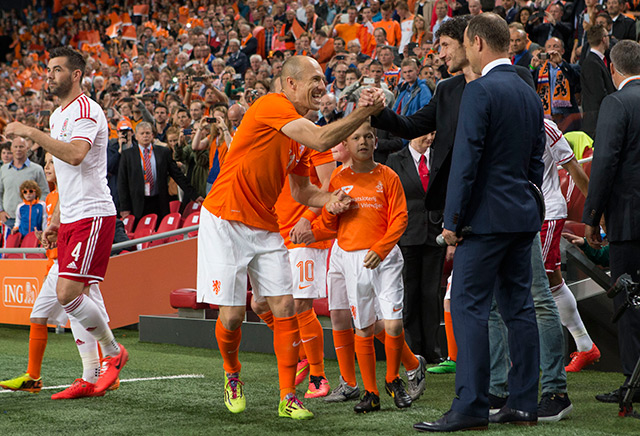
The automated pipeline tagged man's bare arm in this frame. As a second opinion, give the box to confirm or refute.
[6,122,90,166]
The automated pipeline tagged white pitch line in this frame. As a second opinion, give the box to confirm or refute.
[0,374,205,393]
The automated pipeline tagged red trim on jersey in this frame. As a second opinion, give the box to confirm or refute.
[544,124,563,147]
[80,96,91,119]
[60,92,85,112]
[75,117,97,123]
[71,136,94,145]
[557,153,575,166]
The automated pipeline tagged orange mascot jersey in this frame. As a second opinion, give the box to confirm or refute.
[202,93,310,233]
[45,189,59,271]
[313,164,408,260]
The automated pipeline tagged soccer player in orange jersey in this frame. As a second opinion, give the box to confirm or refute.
[309,121,414,413]
[196,55,385,419]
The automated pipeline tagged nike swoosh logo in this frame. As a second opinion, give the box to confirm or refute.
[293,340,302,347]
[301,337,316,343]
[298,284,312,289]
[393,307,402,312]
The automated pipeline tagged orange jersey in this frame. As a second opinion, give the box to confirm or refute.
[45,190,58,268]
[275,149,335,249]
[374,20,402,46]
[203,93,309,232]
[334,22,363,43]
[313,164,407,260]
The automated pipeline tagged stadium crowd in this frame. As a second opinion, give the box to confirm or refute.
[1,0,640,426]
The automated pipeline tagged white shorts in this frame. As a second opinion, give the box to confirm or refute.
[197,209,293,306]
[30,262,109,326]
[444,272,453,301]
[328,243,404,330]
[288,247,328,300]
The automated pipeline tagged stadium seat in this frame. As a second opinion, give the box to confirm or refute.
[149,213,181,247]
[170,288,211,319]
[182,211,200,228]
[3,233,23,259]
[563,220,585,237]
[169,200,181,214]
[180,201,201,226]
[313,297,330,317]
[133,214,157,239]
[21,232,46,259]
[122,215,136,239]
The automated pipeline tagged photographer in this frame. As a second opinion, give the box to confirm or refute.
[525,3,572,52]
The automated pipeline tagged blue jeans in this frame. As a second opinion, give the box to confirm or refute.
[489,233,567,397]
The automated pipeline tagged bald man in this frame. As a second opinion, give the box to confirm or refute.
[197,56,385,419]
[227,104,246,131]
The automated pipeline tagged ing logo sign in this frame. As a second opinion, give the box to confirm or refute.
[2,277,40,309]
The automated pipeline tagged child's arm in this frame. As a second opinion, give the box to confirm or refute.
[369,172,408,261]
[40,202,47,232]
[13,204,22,234]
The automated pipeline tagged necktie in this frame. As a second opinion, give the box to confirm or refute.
[143,147,155,194]
[418,154,429,192]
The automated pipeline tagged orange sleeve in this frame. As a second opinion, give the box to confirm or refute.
[370,170,408,260]
[253,93,302,131]
[311,178,339,242]
[290,143,310,177]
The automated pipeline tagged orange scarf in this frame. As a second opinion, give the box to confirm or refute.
[536,61,571,116]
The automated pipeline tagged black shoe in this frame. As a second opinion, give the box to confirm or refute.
[385,377,412,408]
[414,410,489,432]
[596,387,640,403]
[488,393,508,414]
[489,406,537,426]
[537,392,573,422]
[354,391,381,413]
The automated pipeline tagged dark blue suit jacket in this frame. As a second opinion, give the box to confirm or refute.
[444,64,545,235]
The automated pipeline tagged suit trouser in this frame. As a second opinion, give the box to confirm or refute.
[488,233,567,398]
[400,243,445,362]
[450,232,540,418]
[609,240,640,378]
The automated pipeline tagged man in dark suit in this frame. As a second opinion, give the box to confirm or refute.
[418,14,545,432]
[510,28,532,68]
[118,122,201,225]
[526,3,573,51]
[386,133,444,363]
[583,40,640,404]
[607,0,637,41]
[580,24,616,139]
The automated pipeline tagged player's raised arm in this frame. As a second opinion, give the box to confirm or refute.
[277,56,385,152]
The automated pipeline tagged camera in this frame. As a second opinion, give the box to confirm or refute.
[40,110,51,117]
[608,273,640,323]
[193,76,205,82]
[539,52,549,61]
[204,117,216,123]
[183,128,193,136]
[363,77,375,85]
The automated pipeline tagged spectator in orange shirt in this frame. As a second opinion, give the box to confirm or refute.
[332,6,364,44]
[375,3,402,47]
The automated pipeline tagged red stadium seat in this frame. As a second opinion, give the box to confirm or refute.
[22,232,46,259]
[134,214,157,239]
[182,212,200,228]
[122,215,136,239]
[313,297,330,317]
[3,232,23,259]
[563,220,585,237]
[169,200,181,214]
[149,213,181,247]
[170,288,210,310]
[180,201,201,226]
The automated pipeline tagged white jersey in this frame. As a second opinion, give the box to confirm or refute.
[49,93,116,224]
[399,17,414,52]
[542,119,575,221]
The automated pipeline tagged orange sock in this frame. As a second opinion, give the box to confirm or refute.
[354,334,378,395]
[444,310,457,362]
[375,328,419,371]
[296,308,325,377]
[215,320,242,374]
[257,310,275,331]
[333,328,356,387]
[274,315,300,400]
[385,331,405,383]
[27,323,48,379]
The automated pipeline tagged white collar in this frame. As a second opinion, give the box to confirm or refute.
[408,143,426,165]
[481,58,511,77]
[618,75,640,90]
[590,48,605,61]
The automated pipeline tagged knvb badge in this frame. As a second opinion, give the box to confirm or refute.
[2,277,40,309]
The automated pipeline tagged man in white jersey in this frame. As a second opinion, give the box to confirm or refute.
[5,47,128,397]
[541,119,599,372]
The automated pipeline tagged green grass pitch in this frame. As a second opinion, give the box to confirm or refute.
[0,325,638,436]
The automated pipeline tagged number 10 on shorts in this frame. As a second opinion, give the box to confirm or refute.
[296,260,314,287]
